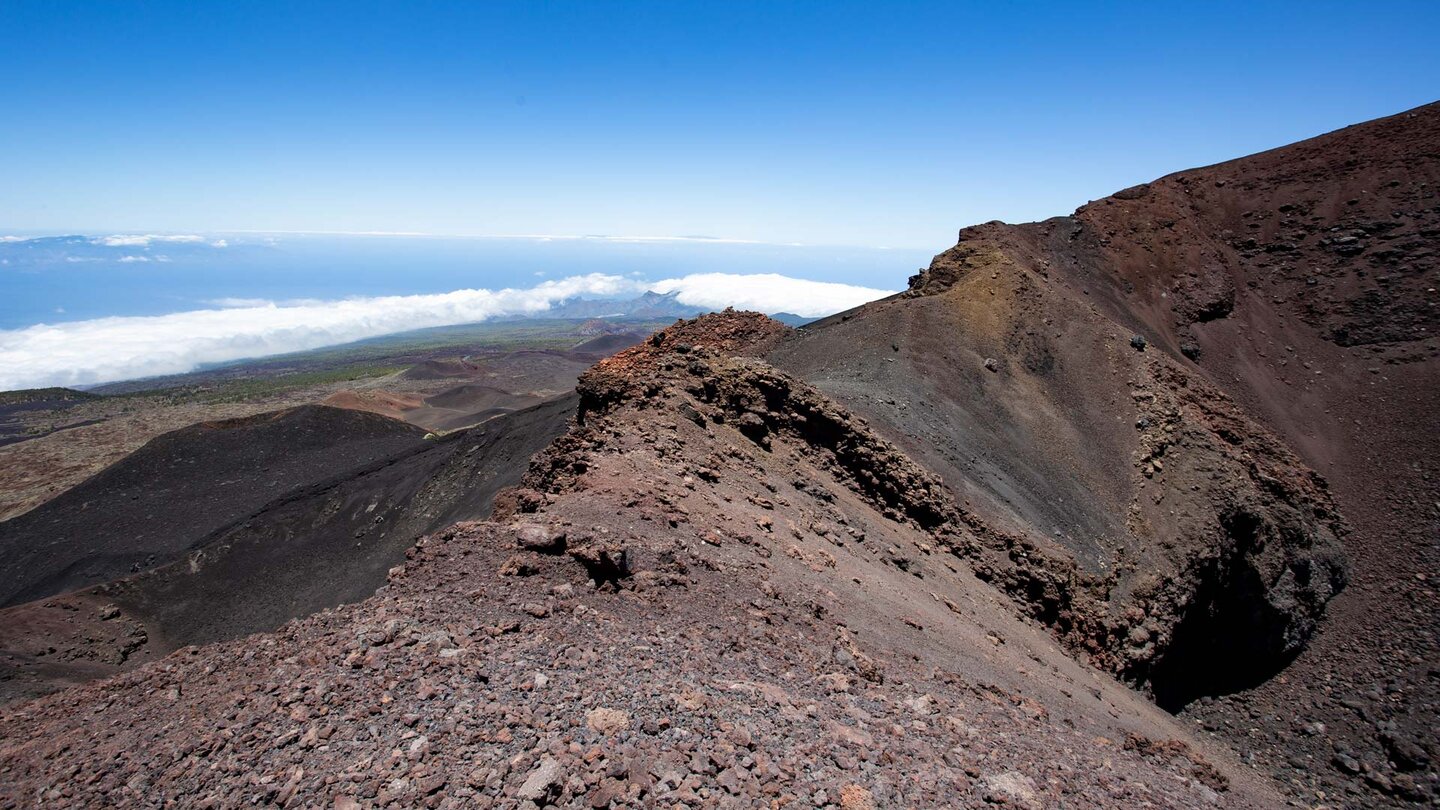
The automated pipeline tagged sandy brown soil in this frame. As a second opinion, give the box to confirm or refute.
[321,390,428,421]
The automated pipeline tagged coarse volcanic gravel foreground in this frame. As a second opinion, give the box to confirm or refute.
[0,316,1279,808]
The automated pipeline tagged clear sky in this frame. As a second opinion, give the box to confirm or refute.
[2,1,1438,249]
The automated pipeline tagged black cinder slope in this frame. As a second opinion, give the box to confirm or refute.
[0,405,429,607]
[0,395,576,704]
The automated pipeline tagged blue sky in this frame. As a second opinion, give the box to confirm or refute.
[2,1,1438,249]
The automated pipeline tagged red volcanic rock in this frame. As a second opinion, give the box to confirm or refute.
[0,317,1287,809]
[2,104,1435,810]
[773,102,1440,808]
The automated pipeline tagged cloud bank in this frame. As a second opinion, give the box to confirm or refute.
[650,273,890,316]
[0,273,892,390]
[91,234,211,247]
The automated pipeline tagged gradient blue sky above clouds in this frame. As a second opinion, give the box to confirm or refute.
[3,1,1438,249]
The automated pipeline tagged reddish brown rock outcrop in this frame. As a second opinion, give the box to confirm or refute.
[773,102,1440,807]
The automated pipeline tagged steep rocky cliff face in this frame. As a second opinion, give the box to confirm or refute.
[774,102,1440,807]
[771,242,1348,709]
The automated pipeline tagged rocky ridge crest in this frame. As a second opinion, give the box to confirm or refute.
[0,310,1287,808]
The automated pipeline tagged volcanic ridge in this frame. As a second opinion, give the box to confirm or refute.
[0,102,1437,809]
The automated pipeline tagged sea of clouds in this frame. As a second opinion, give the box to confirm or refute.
[0,272,893,390]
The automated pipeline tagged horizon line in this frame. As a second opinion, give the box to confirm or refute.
[0,229,931,252]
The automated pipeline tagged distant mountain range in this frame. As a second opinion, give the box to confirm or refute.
[529,290,703,320]
[0,234,233,266]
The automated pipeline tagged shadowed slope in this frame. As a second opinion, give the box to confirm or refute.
[0,405,429,607]
[0,396,576,705]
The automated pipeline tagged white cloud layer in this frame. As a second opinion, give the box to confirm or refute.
[92,234,208,247]
[205,297,279,308]
[650,273,890,316]
[0,273,892,390]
